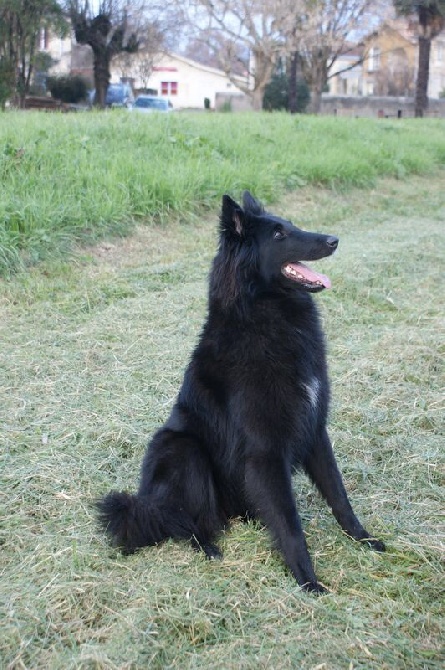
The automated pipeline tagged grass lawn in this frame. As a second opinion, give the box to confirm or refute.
[1,112,445,275]
[1,170,443,668]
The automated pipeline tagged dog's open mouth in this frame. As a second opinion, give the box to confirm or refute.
[281,262,331,290]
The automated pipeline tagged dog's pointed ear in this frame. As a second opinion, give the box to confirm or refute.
[242,191,264,216]
[221,194,245,236]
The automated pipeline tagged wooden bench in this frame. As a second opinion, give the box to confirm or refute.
[23,96,69,112]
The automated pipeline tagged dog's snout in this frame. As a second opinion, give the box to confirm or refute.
[326,236,339,250]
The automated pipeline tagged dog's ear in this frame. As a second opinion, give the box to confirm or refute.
[221,194,244,236]
[242,191,264,216]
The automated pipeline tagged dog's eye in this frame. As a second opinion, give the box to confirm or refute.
[273,228,286,240]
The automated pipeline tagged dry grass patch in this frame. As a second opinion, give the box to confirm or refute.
[1,176,443,669]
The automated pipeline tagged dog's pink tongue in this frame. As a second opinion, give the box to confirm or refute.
[291,262,332,289]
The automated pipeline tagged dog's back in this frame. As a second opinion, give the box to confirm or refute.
[98,192,384,592]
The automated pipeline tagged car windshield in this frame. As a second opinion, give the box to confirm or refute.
[135,97,168,110]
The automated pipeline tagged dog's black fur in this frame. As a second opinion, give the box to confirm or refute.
[97,192,384,592]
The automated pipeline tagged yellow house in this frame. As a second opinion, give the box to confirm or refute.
[362,21,418,97]
[361,19,445,98]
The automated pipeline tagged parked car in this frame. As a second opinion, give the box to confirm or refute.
[129,96,171,113]
[89,83,134,108]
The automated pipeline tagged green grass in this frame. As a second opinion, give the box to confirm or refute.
[1,174,443,668]
[1,111,445,274]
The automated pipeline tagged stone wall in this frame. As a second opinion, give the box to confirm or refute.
[320,95,445,118]
[214,91,445,117]
[215,92,253,112]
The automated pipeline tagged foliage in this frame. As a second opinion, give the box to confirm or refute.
[263,73,310,112]
[0,0,68,104]
[0,55,14,108]
[47,74,89,102]
[31,51,57,95]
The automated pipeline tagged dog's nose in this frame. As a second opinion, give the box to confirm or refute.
[326,236,339,250]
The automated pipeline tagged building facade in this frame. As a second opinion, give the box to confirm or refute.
[110,52,246,110]
[329,21,445,99]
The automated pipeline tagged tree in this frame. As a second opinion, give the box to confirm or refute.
[0,0,67,106]
[281,1,376,113]
[188,1,379,112]
[187,0,294,110]
[112,17,168,91]
[0,56,14,109]
[68,0,141,108]
[183,32,247,76]
[394,0,445,116]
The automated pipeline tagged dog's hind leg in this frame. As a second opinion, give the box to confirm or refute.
[304,430,385,552]
[139,430,225,558]
[190,536,223,560]
[245,453,326,593]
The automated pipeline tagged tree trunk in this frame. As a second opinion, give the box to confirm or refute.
[92,47,110,108]
[308,86,322,114]
[307,48,328,114]
[251,86,265,111]
[289,52,297,114]
[415,35,431,118]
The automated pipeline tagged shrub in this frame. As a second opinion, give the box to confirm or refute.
[263,74,310,113]
[0,57,14,109]
[47,75,89,103]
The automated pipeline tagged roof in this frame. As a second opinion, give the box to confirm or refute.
[158,52,247,86]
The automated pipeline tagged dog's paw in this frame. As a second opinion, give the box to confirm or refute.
[204,543,223,560]
[301,581,328,595]
[192,537,223,560]
[364,537,386,552]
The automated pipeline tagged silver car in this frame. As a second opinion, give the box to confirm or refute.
[130,96,171,112]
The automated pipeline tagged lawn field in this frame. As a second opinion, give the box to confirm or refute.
[1,111,445,275]
[1,167,444,668]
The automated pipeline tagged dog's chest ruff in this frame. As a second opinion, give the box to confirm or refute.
[303,377,321,410]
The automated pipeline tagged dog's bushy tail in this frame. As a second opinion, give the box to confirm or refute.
[96,491,171,553]
[96,491,200,553]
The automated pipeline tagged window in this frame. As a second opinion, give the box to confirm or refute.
[368,47,380,72]
[39,27,49,50]
[161,82,178,96]
[436,44,443,63]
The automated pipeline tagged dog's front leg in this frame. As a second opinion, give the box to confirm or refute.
[245,452,326,593]
[305,429,385,552]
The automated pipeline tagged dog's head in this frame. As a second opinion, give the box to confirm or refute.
[219,191,338,294]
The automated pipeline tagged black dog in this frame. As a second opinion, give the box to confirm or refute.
[97,192,384,592]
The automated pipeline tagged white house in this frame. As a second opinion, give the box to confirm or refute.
[110,52,247,110]
[328,46,364,96]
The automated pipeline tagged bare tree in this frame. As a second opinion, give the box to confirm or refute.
[187,1,385,112]
[113,20,165,89]
[183,31,247,75]
[280,1,377,113]
[67,0,142,107]
[187,0,295,110]
[68,1,180,107]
